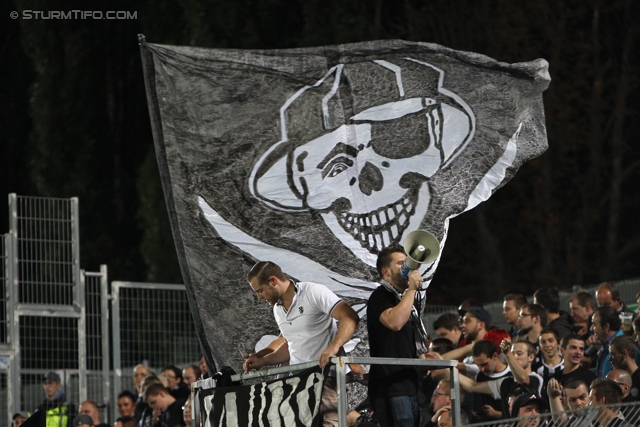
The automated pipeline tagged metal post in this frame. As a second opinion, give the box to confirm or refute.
[100,265,111,415]
[111,282,122,421]
[191,388,198,427]
[8,194,21,414]
[333,357,347,427]
[449,366,461,426]
[78,270,87,404]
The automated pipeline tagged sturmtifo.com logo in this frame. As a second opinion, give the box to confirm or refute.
[10,10,137,20]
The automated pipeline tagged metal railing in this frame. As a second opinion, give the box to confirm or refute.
[466,401,640,427]
[193,357,461,427]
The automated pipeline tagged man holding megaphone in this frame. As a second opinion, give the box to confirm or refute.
[367,242,433,427]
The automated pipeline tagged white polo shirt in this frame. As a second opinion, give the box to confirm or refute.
[274,281,341,365]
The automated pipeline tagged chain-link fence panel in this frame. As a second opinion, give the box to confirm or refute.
[11,195,80,307]
[111,282,201,419]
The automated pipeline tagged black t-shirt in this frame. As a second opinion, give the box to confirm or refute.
[555,366,597,389]
[498,374,542,418]
[630,368,640,401]
[169,382,190,401]
[160,397,187,427]
[366,285,419,398]
[471,368,512,423]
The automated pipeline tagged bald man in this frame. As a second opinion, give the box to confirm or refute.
[606,369,633,402]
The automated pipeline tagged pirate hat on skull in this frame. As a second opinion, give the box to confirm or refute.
[249,58,475,212]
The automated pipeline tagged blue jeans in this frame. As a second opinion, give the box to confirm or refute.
[372,396,420,427]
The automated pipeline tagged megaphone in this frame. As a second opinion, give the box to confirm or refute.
[400,230,440,280]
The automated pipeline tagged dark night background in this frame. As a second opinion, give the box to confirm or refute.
[2,0,639,305]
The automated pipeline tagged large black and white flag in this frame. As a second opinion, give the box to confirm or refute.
[140,39,550,370]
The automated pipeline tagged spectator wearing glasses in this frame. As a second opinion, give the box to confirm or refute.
[161,366,190,400]
[517,304,546,371]
[423,380,469,427]
[606,369,639,424]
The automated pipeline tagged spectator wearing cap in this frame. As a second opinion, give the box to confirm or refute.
[37,371,76,427]
[458,299,483,317]
[439,306,508,364]
[458,307,491,361]
[13,412,30,427]
[510,393,548,427]
[72,415,93,427]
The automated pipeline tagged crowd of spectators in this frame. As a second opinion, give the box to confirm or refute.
[15,359,210,427]
[12,279,640,427]
[421,283,640,426]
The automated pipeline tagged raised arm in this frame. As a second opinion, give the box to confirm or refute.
[440,342,474,361]
[500,339,530,385]
[547,379,570,426]
[379,270,422,331]
[458,373,492,395]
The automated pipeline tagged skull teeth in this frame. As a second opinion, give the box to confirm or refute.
[334,191,418,254]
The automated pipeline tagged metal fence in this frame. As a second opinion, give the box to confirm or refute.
[111,281,201,416]
[0,194,201,427]
[464,401,640,427]
[3,193,640,427]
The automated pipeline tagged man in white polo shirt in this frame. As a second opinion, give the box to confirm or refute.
[243,260,359,426]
